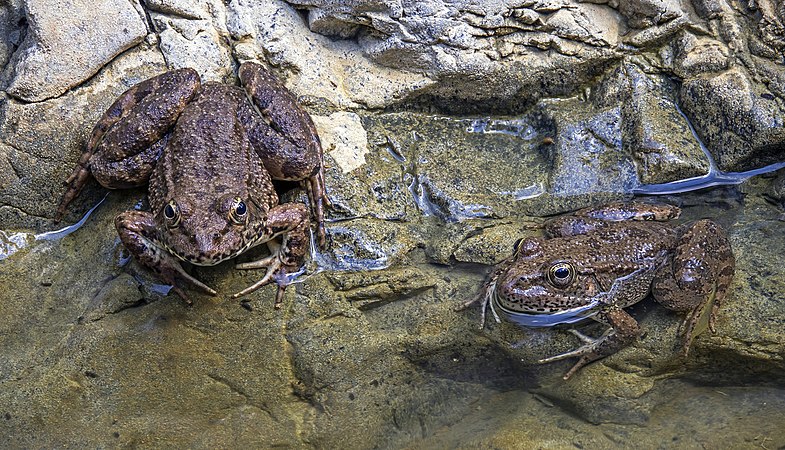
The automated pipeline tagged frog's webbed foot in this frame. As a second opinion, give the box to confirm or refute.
[232,205,310,307]
[456,276,502,329]
[539,308,640,380]
[538,328,614,380]
[232,241,296,308]
[163,265,217,306]
[463,263,512,328]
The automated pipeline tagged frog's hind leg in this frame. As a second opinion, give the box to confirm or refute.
[238,61,329,248]
[304,167,330,248]
[652,219,735,356]
[232,203,310,307]
[55,68,201,221]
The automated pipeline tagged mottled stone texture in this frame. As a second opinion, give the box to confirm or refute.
[3,0,147,102]
[1,0,785,448]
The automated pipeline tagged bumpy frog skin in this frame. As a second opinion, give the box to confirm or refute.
[56,62,329,305]
[466,202,735,379]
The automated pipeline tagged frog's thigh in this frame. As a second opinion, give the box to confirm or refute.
[90,70,201,188]
[91,138,166,188]
[652,219,729,312]
[58,69,199,216]
[87,69,200,156]
[238,63,321,182]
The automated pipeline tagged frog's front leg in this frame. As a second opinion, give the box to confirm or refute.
[231,203,310,307]
[237,61,329,248]
[540,308,641,380]
[115,210,217,304]
[56,68,201,221]
[651,219,735,355]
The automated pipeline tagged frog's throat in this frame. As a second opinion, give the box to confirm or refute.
[156,232,270,266]
[490,285,601,328]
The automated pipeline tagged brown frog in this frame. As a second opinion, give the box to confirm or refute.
[467,202,735,379]
[55,62,329,305]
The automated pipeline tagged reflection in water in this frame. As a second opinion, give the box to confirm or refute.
[0,230,31,261]
[35,195,108,241]
[635,104,785,194]
[0,195,107,261]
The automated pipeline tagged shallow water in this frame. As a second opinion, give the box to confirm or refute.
[2,111,785,448]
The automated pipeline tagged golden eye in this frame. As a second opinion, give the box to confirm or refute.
[229,197,247,225]
[547,262,575,287]
[163,200,180,228]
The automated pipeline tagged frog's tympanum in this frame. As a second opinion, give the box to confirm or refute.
[56,62,329,306]
[468,202,735,379]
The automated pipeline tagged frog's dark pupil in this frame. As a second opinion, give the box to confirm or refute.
[554,267,570,279]
[236,201,247,215]
[164,204,175,219]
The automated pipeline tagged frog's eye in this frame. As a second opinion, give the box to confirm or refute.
[229,197,247,225]
[163,200,181,227]
[547,262,575,287]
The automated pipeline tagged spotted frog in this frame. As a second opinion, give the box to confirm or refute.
[468,202,735,379]
[56,62,329,305]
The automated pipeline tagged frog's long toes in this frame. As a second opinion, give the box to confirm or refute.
[568,329,596,345]
[539,339,597,364]
[274,284,287,308]
[562,355,596,380]
[188,277,217,296]
[171,286,193,305]
[231,266,277,299]
[236,253,277,270]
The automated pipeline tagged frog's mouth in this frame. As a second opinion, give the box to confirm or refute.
[158,236,264,266]
[490,284,601,328]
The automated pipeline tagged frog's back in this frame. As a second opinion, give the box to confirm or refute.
[149,83,276,213]
[560,221,679,273]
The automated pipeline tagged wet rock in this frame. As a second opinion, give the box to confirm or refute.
[582,62,712,185]
[1,0,785,448]
[368,113,550,220]
[326,266,435,308]
[452,221,540,266]
[146,0,235,82]
[680,68,785,172]
[287,1,618,103]
[321,219,420,271]
[227,0,431,109]
[533,365,659,424]
[0,0,24,74]
[4,0,147,102]
[670,34,730,78]
[764,168,785,209]
[314,112,369,174]
[544,100,638,196]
